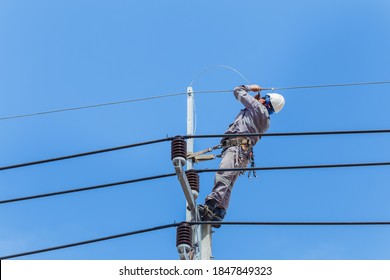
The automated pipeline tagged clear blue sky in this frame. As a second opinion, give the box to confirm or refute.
[1,0,390,260]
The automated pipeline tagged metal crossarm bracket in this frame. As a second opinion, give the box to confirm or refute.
[172,157,196,214]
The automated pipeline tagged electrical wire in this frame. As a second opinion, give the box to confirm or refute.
[263,80,390,91]
[1,129,389,172]
[0,89,229,122]
[185,129,390,139]
[0,137,174,171]
[1,161,389,205]
[0,222,179,260]
[189,65,251,138]
[190,221,390,226]
[0,92,188,121]
[196,161,390,174]
[2,220,390,259]
[2,75,389,260]
[189,64,251,87]
[1,80,389,122]
[0,172,176,204]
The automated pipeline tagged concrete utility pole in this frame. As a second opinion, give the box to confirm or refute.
[172,87,212,260]
[186,87,212,260]
[186,86,195,222]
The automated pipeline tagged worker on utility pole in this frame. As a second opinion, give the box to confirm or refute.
[198,84,285,226]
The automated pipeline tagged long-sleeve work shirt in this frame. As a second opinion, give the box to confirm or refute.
[224,85,270,146]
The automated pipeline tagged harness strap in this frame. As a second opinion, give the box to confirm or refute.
[221,137,253,148]
[192,154,216,163]
[187,144,222,163]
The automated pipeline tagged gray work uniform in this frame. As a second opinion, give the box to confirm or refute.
[205,85,270,211]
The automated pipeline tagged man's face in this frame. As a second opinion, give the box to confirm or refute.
[261,96,274,112]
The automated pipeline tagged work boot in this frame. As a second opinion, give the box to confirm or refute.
[211,207,226,228]
[197,204,215,222]
[210,215,222,228]
[198,204,226,228]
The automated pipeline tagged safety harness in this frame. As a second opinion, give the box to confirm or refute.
[187,136,257,179]
[221,137,257,179]
[187,144,222,163]
[220,137,252,147]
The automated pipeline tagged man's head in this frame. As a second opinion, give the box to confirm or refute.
[255,93,285,114]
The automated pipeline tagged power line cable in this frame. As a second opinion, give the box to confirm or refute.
[0,92,188,121]
[0,137,174,171]
[1,161,389,205]
[194,81,390,93]
[0,172,176,204]
[185,129,390,139]
[1,129,389,172]
[1,80,389,122]
[196,161,390,174]
[0,222,179,260]
[262,80,390,91]
[190,221,390,226]
[2,220,390,259]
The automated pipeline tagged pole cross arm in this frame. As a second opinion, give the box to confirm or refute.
[172,157,196,213]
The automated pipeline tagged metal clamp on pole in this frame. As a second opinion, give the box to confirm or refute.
[171,136,196,213]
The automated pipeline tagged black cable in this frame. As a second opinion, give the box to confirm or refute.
[0,222,178,260]
[3,220,390,259]
[2,161,389,205]
[0,137,174,171]
[185,129,390,139]
[196,162,390,174]
[2,129,390,172]
[190,221,390,226]
[0,172,176,205]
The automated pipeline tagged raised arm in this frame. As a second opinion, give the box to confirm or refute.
[233,84,262,109]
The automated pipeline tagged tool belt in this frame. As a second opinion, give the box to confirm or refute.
[221,137,253,148]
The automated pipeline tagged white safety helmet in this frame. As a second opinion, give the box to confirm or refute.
[267,93,285,113]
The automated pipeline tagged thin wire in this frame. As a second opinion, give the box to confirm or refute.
[0,172,177,204]
[265,80,390,91]
[3,220,390,259]
[0,92,188,121]
[0,136,175,171]
[2,161,389,205]
[193,81,390,93]
[196,161,390,174]
[0,222,179,260]
[189,65,251,87]
[190,65,251,135]
[1,81,389,121]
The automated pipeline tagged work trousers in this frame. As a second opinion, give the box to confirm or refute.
[205,145,251,211]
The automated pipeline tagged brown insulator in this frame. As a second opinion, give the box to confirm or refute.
[185,169,199,194]
[171,136,187,161]
[176,222,192,248]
